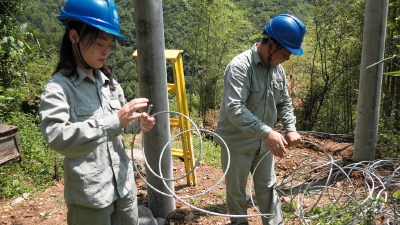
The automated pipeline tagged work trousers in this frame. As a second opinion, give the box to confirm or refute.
[66,183,138,225]
[221,146,283,225]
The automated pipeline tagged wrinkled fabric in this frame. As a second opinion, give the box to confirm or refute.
[215,43,296,225]
[40,67,140,209]
[66,182,138,225]
[215,43,296,155]
[221,146,283,225]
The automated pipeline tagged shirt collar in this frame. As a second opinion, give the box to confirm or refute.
[251,43,263,66]
[252,42,275,69]
[95,69,110,86]
[72,67,109,86]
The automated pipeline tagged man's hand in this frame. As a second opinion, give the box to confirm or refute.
[264,130,288,158]
[138,113,155,132]
[285,131,302,147]
[118,98,149,128]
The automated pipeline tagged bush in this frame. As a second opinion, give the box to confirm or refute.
[0,112,64,199]
[378,109,400,158]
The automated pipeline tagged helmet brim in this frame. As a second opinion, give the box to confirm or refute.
[286,46,303,56]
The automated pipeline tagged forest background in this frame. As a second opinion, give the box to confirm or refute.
[0,0,399,200]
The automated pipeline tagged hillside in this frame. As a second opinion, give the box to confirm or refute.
[17,0,312,101]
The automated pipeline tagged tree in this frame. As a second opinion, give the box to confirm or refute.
[291,0,365,133]
[1,0,36,94]
[183,0,252,119]
[382,0,400,125]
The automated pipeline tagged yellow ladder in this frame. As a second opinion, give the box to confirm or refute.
[132,49,197,185]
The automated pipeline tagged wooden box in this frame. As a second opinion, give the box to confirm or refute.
[0,124,24,167]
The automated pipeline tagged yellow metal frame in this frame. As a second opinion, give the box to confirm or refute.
[132,50,197,185]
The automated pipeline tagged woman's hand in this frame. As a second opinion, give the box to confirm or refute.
[138,113,155,132]
[117,98,148,128]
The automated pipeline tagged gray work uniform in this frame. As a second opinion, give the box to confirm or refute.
[40,67,140,225]
[215,43,297,225]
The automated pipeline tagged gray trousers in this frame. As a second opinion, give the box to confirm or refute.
[67,183,138,225]
[221,146,283,225]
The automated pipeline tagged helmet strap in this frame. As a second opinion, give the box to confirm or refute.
[64,20,70,33]
[63,20,92,69]
[75,23,92,69]
[266,38,283,67]
[74,43,92,69]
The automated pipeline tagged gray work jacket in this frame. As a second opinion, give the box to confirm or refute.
[215,43,296,154]
[39,67,139,209]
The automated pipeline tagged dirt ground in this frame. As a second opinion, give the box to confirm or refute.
[0,132,361,225]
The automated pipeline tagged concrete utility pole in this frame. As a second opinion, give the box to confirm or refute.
[133,0,175,217]
[354,0,389,162]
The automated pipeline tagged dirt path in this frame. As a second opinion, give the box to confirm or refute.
[0,134,356,225]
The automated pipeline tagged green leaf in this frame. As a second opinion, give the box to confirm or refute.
[12,180,20,187]
[384,71,400,76]
[1,36,8,44]
[366,57,394,69]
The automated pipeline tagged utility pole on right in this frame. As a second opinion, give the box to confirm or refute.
[353,0,389,162]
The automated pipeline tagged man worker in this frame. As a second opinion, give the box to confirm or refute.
[214,14,306,225]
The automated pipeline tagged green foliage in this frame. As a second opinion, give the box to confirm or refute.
[367,45,400,76]
[292,0,364,134]
[0,0,59,200]
[0,0,52,115]
[17,0,64,52]
[0,112,64,199]
[378,109,400,158]
[0,27,38,91]
[0,0,26,37]
[1,0,37,88]
[282,200,297,220]
[192,138,221,169]
[380,0,400,140]
[214,190,225,199]
[183,0,252,117]
[236,0,312,30]
[0,53,54,115]
[1,0,398,206]
[300,197,386,225]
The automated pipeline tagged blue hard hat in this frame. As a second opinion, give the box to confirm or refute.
[264,14,306,55]
[57,0,126,40]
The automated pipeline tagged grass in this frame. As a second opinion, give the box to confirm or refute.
[167,126,221,168]
[192,136,221,169]
[54,198,64,206]
[214,190,226,199]
[289,197,383,225]
[189,196,204,205]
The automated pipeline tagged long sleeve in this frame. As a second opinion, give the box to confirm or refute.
[40,82,123,158]
[276,69,296,132]
[223,63,272,141]
[114,84,141,134]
